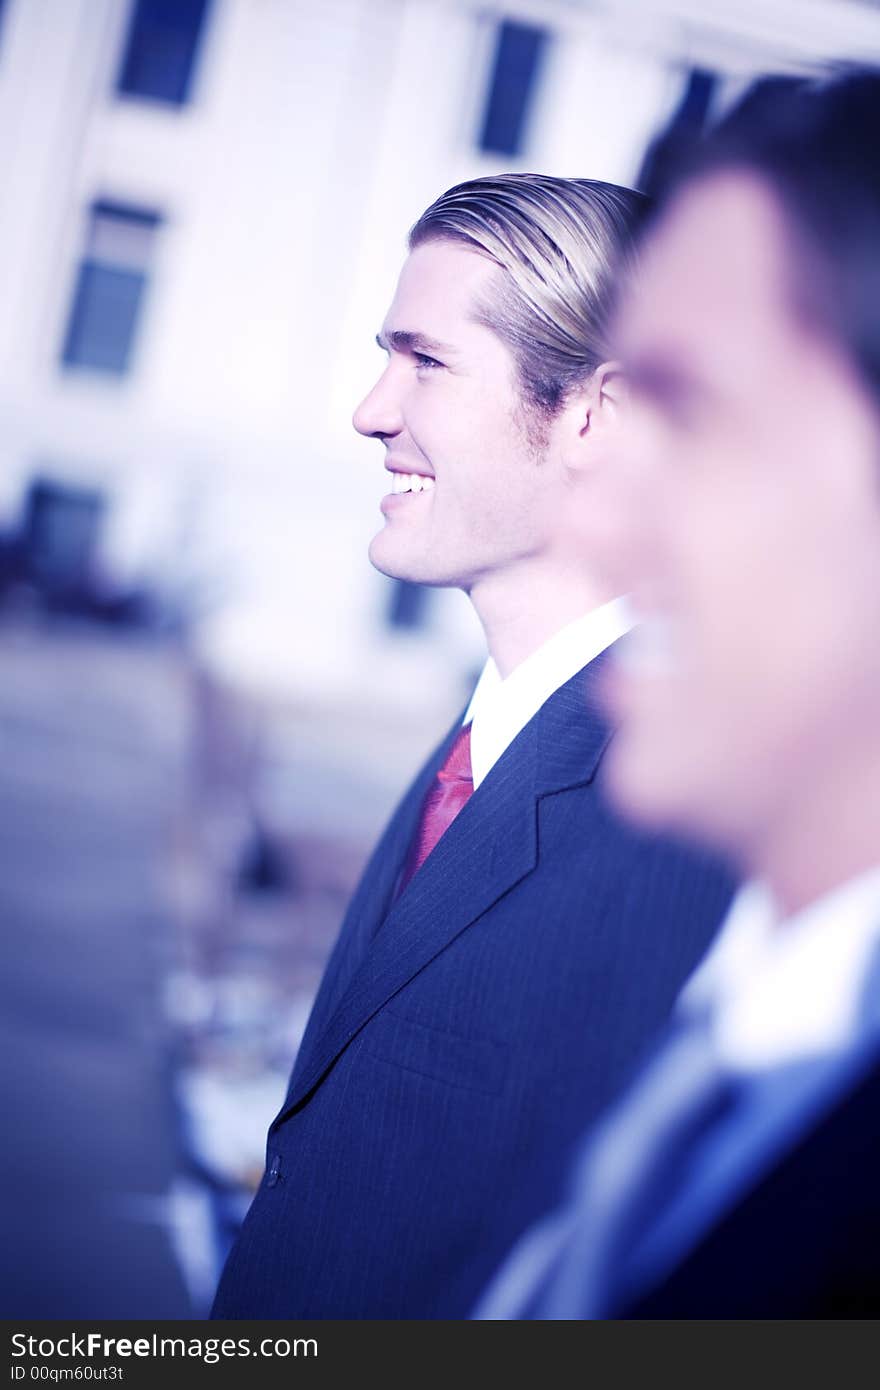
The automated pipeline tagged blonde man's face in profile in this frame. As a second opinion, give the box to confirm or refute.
[353,240,568,594]
[601,173,880,859]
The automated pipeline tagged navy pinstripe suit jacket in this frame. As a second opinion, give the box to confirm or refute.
[211,652,734,1318]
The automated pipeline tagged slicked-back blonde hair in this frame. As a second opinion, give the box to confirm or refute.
[409,172,648,418]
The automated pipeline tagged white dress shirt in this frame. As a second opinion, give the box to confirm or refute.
[679,865,880,1072]
[463,597,633,790]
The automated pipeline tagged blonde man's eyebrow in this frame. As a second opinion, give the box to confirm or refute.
[376,329,456,357]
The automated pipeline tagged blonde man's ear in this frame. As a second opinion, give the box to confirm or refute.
[592,360,628,423]
[560,362,628,458]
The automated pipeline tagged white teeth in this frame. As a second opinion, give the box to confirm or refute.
[390,473,435,494]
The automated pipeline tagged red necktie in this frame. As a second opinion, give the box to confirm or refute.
[399,723,474,893]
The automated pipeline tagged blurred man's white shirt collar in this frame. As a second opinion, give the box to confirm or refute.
[464,597,633,790]
[679,866,880,1072]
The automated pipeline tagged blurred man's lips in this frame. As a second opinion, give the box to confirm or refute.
[614,617,680,677]
[599,619,682,722]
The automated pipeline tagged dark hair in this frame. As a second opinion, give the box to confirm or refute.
[652,68,880,406]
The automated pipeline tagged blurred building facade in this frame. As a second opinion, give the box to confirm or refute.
[2,0,879,717]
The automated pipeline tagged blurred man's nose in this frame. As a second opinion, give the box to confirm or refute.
[353,369,402,440]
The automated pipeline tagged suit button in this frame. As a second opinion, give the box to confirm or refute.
[266,1153,282,1187]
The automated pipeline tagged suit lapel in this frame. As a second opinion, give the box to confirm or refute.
[285,716,463,1095]
[335,718,464,966]
[276,651,617,1121]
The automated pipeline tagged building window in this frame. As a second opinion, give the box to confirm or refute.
[116,0,212,106]
[477,18,548,158]
[61,201,161,377]
[388,580,429,631]
[21,478,105,601]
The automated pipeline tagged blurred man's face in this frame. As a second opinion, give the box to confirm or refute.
[354,239,562,591]
[603,172,880,858]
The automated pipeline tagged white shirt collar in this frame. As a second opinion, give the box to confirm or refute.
[679,866,880,1072]
[463,596,633,790]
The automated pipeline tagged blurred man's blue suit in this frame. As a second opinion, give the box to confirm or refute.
[623,1024,880,1317]
[478,932,880,1319]
[211,651,732,1318]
